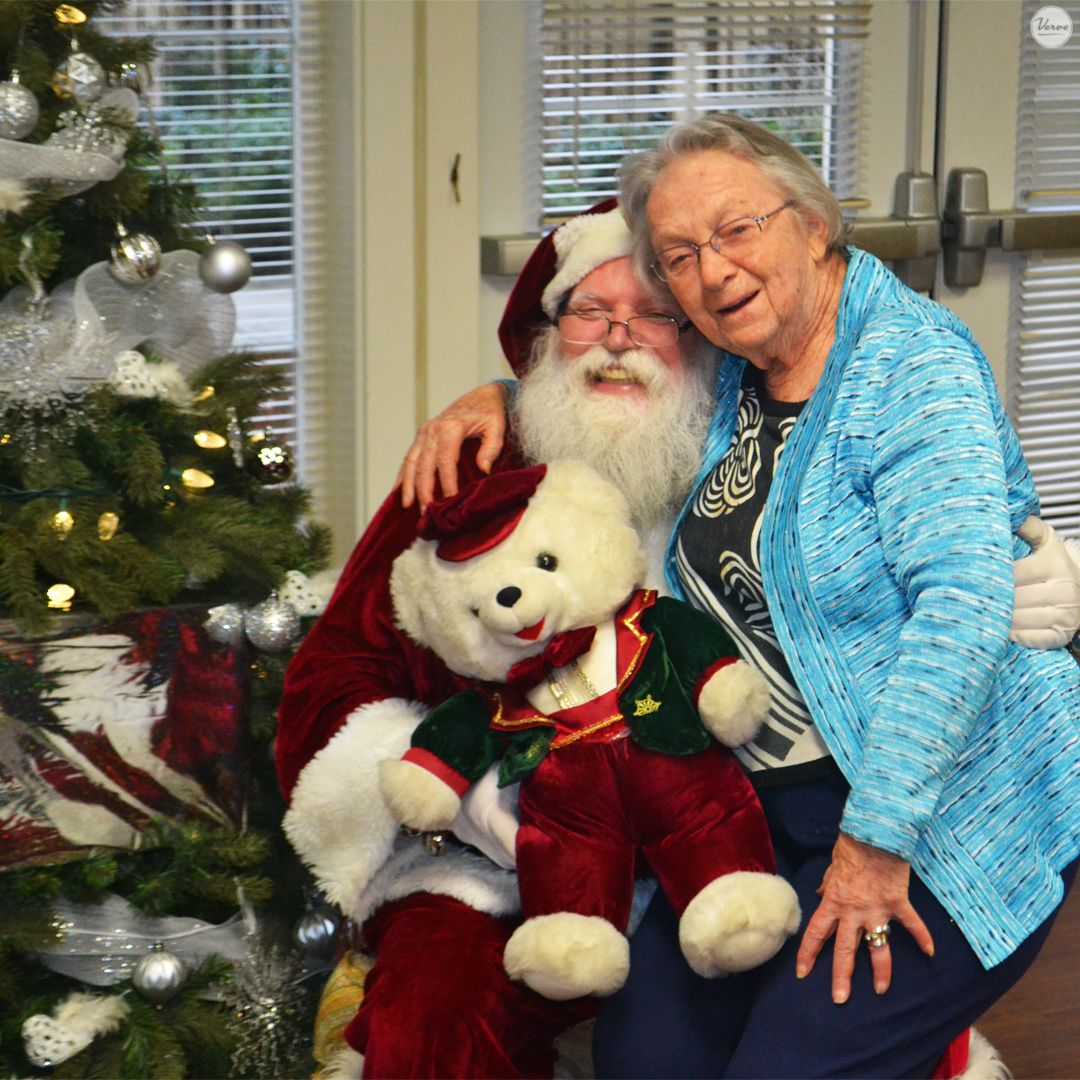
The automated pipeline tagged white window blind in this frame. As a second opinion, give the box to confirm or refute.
[97,0,299,445]
[1010,0,1080,534]
[537,0,870,223]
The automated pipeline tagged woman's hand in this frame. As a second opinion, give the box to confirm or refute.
[795,832,934,1004]
[397,382,510,510]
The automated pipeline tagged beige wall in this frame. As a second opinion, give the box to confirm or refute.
[308,0,484,551]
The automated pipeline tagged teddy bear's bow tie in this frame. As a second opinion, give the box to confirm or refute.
[504,626,597,690]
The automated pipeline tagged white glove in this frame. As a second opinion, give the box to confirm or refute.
[1011,516,1080,649]
[450,763,520,870]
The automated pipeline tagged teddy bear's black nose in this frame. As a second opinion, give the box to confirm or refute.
[496,586,521,608]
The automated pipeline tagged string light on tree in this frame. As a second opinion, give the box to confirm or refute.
[46,583,75,610]
[180,468,214,490]
[193,430,227,450]
[97,512,119,540]
[51,506,75,538]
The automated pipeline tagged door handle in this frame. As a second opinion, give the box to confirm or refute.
[942,167,1080,287]
[845,172,940,291]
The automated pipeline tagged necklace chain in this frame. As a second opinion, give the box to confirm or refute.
[547,659,600,709]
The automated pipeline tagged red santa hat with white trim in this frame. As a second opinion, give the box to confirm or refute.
[497,198,635,376]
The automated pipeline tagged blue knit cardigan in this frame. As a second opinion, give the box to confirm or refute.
[666,249,1080,968]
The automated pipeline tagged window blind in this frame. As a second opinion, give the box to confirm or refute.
[537,0,870,223]
[97,0,299,445]
[1010,0,1080,534]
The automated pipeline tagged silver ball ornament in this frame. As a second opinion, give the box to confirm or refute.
[52,50,107,105]
[199,239,252,293]
[110,224,162,283]
[133,942,189,1004]
[293,905,340,961]
[205,602,247,647]
[244,596,302,652]
[0,78,40,140]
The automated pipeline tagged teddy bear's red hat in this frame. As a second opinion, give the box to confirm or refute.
[419,464,548,562]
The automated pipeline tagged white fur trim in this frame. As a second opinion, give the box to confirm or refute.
[679,872,801,978]
[355,841,519,926]
[319,1044,364,1080]
[504,913,629,999]
[283,699,427,910]
[697,660,772,748]
[540,209,634,318]
[957,1029,1011,1080]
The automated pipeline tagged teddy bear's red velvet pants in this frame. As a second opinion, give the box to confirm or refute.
[343,893,596,1078]
[516,736,775,925]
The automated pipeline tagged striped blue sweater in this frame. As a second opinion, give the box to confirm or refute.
[666,249,1080,968]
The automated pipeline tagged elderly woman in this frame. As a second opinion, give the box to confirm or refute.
[402,113,1080,1078]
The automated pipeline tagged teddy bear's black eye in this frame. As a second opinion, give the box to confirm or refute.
[536,553,558,572]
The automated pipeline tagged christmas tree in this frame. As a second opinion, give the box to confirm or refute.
[0,3,331,1075]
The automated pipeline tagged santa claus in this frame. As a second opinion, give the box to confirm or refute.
[277,202,722,1078]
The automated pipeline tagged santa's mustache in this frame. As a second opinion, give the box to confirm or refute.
[570,345,670,392]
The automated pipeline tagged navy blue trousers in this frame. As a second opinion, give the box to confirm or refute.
[593,772,1076,1079]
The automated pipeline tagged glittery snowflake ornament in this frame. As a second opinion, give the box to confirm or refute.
[221,941,312,1079]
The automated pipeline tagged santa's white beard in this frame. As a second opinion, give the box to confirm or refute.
[514,329,715,534]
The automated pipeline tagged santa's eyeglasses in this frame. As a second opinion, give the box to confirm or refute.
[557,309,690,348]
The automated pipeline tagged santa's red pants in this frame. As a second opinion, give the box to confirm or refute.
[344,893,595,1078]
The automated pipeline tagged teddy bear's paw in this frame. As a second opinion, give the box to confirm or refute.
[377,759,460,831]
[678,872,800,978]
[504,913,629,1000]
[697,660,772,747]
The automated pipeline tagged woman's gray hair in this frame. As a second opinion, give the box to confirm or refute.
[619,113,847,283]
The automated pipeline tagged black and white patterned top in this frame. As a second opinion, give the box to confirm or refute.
[675,366,836,786]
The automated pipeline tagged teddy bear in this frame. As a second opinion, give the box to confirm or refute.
[379,460,801,1001]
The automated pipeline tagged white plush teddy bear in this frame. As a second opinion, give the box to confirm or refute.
[379,460,800,1001]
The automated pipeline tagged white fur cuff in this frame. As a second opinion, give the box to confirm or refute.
[283,699,426,911]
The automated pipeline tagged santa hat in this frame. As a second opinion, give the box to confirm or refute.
[498,198,633,376]
[419,464,547,562]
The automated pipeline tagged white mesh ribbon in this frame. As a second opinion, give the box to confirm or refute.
[75,249,236,376]
[35,893,251,986]
[0,87,139,196]
[0,280,116,406]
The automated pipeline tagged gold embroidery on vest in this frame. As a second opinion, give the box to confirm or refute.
[632,695,661,717]
[551,712,626,749]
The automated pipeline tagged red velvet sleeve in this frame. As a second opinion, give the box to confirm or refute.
[275,439,522,798]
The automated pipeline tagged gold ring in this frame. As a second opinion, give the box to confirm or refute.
[864,923,891,949]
